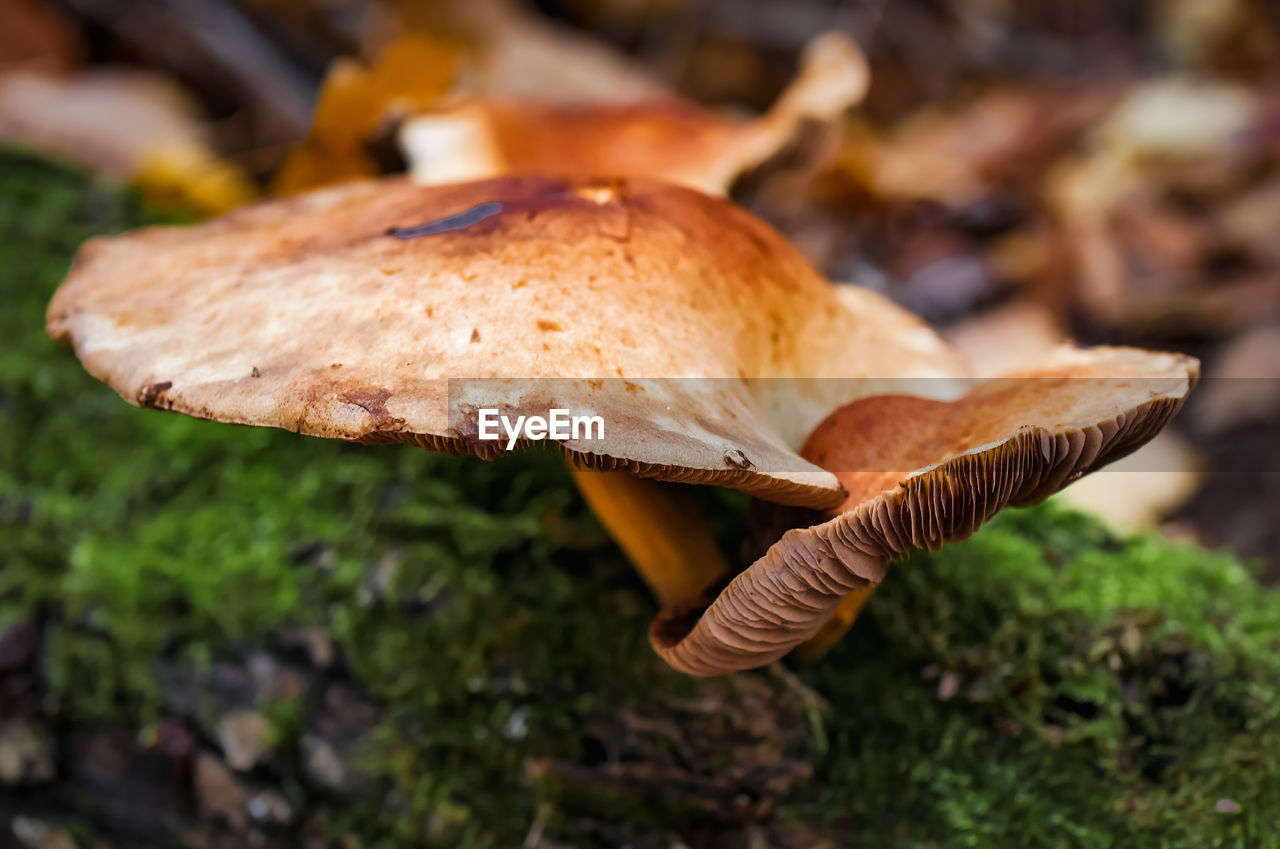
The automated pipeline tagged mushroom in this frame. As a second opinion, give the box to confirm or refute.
[45,175,1195,675]
[652,346,1197,675]
[47,173,964,608]
[400,32,869,194]
[397,29,868,615]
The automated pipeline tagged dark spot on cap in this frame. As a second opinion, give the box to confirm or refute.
[388,202,506,239]
[251,367,261,378]
[340,388,405,432]
[723,448,754,470]
[331,363,342,370]
[138,381,173,409]
[537,319,563,332]
[470,328,481,343]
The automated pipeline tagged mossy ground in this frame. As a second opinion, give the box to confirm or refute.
[2,148,1278,848]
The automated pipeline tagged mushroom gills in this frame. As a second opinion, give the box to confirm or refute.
[650,347,1198,676]
[791,584,876,660]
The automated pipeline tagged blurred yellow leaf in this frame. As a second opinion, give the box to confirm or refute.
[273,35,458,195]
[134,140,257,216]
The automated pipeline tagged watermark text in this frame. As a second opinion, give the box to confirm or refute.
[477,408,604,450]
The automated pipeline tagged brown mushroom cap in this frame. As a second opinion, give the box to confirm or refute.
[47,174,964,509]
[401,32,869,194]
[651,346,1198,675]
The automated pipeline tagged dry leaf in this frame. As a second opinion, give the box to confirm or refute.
[1048,79,1277,332]
[1195,324,1280,435]
[833,87,1109,205]
[1059,431,1203,532]
[941,299,1065,378]
[273,34,459,195]
[0,0,81,75]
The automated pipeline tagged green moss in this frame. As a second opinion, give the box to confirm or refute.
[787,505,1280,848]
[3,148,1279,848]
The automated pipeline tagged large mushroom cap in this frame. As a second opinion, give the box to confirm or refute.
[401,32,869,194]
[652,346,1198,675]
[48,174,964,509]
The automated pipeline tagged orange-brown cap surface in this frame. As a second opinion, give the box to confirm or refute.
[47,174,964,509]
[401,33,869,194]
[652,346,1198,675]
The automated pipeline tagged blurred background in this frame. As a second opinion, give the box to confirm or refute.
[2,1,1280,847]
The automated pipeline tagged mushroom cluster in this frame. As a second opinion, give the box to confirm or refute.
[46,37,1196,677]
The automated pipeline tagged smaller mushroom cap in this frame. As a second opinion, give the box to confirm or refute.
[401,32,869,194]
[652,346,1198,675]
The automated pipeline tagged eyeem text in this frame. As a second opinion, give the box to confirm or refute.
[477,408,605,450]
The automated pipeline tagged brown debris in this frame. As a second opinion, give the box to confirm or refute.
[529,666,817,822]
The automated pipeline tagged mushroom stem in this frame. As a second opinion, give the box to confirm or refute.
[567,465,728,607]
[791,585,876,660]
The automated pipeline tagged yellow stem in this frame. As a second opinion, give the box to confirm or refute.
[567,465,728,608]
